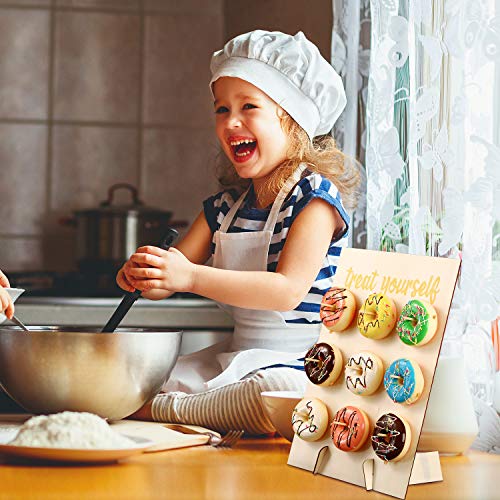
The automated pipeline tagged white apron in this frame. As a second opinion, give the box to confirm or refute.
[163,164,320,394]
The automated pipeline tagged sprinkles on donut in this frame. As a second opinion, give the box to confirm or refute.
[304,341,343,386]
[371,413,412,462]
[383,358,424,405]
[396,299,438,346]
[357,293,397,340]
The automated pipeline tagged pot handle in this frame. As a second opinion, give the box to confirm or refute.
[101,183,143,207]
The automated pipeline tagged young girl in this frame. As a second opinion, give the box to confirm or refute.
[118,30,359,434]
[0,270,14,320]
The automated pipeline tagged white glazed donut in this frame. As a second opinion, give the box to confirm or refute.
[344,351,384,396]
[291,397,329,442]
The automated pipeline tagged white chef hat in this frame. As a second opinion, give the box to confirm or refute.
[210,30,346,140]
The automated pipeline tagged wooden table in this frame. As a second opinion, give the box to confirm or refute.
[0,437,498,500]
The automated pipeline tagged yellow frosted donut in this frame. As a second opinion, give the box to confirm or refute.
[357,293,397,340]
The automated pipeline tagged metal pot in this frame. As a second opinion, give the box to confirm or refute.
[63,183,187,272]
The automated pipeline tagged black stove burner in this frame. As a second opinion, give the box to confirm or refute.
[7,271,198,299]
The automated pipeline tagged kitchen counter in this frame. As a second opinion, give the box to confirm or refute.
[0,438,498,500]
[15,296,234,329]
[14,297,234,356]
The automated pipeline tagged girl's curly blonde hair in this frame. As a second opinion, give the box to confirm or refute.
[215,112,361,209]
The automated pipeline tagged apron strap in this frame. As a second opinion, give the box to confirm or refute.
[219,163,308,235]
[219,188,251,233]
[263,163,307,232]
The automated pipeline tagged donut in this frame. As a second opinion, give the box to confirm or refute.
[320,287,357,331]
[291,398,329,442]
[330,406,370,452]
[357,293,397,339]
[383,358,424,405]
[371,413,412,462]
[396,299,438,346]
[304,342,343,386]
[344,351,384,396]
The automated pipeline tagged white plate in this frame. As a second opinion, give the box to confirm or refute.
[0,435,153,463]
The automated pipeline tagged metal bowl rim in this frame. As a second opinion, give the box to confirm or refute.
[0,325,183,335]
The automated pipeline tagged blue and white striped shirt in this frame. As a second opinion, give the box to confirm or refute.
[203,172,349,324]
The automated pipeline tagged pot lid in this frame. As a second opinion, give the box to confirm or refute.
[74,183,172,216]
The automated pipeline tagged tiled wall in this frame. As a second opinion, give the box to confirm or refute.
[0,0,223,271]
[0,0,332,273]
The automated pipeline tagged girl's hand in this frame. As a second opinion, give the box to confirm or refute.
[116,261,137,293]
[116,259,174,300]
[124,246,196,294]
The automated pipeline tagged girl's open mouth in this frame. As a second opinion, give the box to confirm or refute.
[229,138,257,163]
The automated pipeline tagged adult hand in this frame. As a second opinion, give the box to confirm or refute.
[0,269,10,288]
[0,270,14,319]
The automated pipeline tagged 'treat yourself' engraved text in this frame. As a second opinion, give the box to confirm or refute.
[344,267,441,304]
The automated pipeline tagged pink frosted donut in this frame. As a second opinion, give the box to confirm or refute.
[330,406,371,452]
[320,287,357,332]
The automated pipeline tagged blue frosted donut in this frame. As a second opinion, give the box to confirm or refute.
[383,358,424,405]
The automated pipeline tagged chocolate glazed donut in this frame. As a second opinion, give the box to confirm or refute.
[304,343,335,384]
[304,342,343,386]
[371,413,410,462]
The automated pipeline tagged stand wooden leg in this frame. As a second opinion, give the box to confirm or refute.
[409,451,443,485]
[313,446,330,475]
[363,458,374,491]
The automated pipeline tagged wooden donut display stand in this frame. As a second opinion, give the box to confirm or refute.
[287,248,461,499]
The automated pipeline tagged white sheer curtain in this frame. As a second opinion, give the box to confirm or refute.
[363,0,499,399]
[331,0,371,249]
[332,0,500,448]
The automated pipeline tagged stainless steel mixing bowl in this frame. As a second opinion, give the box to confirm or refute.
[0,326,182,420]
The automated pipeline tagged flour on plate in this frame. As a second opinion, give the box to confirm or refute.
[8,411,136,449]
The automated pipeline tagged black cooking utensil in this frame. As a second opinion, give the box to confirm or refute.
[101,228,179,333]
